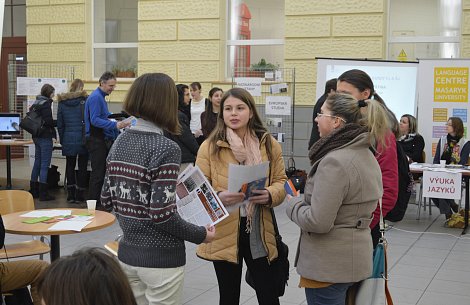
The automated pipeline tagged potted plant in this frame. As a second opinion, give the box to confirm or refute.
[112,65,136,78]
[249,58,279,77]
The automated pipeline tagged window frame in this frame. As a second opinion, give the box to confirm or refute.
[91,0,138,80]
[386,0,461,59]
[225,1,285,79]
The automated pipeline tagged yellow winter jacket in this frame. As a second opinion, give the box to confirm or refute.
[195,133,287,263]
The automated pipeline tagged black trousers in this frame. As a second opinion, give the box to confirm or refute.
[213,218,280,305]
[65,154,88,188]
[371,222,381,249]
[86,136,111,205]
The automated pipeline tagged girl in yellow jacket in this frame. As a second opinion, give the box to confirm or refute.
[196,87,287,305]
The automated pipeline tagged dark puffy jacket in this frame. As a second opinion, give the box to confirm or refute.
[165,111,199,164]
[31,95,57,139]
[57,91,88,156]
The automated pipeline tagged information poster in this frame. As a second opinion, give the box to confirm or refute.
[17,77,68,96]
[417,59,470,162]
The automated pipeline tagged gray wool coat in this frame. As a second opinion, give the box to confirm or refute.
[286,132,383,283]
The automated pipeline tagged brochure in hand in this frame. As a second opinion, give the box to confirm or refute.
[240,177,267,200]
[176,165,229,226]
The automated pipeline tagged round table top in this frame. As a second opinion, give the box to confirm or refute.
[0,139,33,146]
[3,208,116,235]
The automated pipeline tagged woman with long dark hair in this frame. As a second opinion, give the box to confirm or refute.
[337,69,399,247]
[196,88,287,305]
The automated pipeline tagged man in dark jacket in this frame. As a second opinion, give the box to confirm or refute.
[308,78,337,149]
[0,216,48,305]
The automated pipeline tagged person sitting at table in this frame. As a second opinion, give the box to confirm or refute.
[0,215,48,305]
[432,117,470,219]
[398,114,425,163]
[38,248,137,305]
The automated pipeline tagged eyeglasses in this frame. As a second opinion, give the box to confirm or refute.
[317,113,346,123]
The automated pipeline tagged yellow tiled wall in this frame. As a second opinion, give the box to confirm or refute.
[284,0,386,106]
[25,0,470,106]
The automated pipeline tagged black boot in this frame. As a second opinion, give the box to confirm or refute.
[39,183,55,201]
[29,181,39,198]
[75,186,86,202]
[67,185,76,203]
[451,201,459,213]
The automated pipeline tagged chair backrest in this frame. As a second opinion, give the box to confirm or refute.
[0,190,35,214]
[422,151,426,163]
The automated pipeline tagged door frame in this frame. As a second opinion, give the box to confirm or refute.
[1,36,26,112]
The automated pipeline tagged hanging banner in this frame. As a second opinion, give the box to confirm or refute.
[422,171,462,200]
[417,59,470,162]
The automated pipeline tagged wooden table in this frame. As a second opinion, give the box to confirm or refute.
[0,139,33,189]
[410,165,470,235]
[3,208,116,261]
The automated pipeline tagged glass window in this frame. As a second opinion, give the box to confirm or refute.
[2,0,26,37]
[388,0,461,60]
[227,0,284,77]
[93,0,138,78]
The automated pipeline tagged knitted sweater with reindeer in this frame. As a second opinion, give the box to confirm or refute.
[101,128,206,268]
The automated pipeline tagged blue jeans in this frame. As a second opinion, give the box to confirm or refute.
[305,282,354,305]
[31,138,53,183]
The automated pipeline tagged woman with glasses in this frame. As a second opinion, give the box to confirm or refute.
[286,93,389,305]
[432,117,470,219]
[398,114,425,163]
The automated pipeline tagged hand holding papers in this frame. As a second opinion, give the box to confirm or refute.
[228,162,270,210]
[176,165,229,226]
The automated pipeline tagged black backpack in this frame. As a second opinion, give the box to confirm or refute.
[385,142,413,222]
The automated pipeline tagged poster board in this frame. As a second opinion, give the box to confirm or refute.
[316,58,419,119]
[417,59,470,163]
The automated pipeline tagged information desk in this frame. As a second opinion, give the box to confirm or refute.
[3,208,116,261]
[0,139,33,189]
[410,164,470,235]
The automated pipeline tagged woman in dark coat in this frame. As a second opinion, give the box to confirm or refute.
[57,79,89,202]
[398,114,425,163]
[164,84,199,172]
[30,84,57,201]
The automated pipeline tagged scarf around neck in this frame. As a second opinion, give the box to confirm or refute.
[308,123,368,175]
[226,127,262,232]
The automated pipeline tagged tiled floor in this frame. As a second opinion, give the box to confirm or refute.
[2,157,470,305]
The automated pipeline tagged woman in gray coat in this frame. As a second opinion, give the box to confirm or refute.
[286,93,390,305]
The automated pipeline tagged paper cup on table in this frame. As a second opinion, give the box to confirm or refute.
[440,160,446,167]
[87,200,96,214]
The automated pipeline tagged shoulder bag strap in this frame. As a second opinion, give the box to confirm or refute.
[80,100,86,142]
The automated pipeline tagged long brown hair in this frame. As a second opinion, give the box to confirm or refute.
[208,87,273,161]
[123,73,180,134]
[38,248,137,305]
[338,69,400,138]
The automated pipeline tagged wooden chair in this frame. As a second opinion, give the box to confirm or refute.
[0,190,51,260]
[104,235,121,257]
